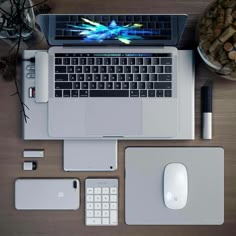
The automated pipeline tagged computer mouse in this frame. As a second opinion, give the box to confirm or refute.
[164,163,188,210]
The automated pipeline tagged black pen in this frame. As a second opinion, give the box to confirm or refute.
[201,86,212,140]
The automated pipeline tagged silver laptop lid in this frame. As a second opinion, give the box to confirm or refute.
[36,14,187,47]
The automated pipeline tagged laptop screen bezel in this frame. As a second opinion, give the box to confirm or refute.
[48,14,185,46]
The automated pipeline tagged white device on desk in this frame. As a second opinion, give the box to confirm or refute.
[125,147,224,225]
[15,179,80,210]
[22,14,195,140]
[85,179,118,226]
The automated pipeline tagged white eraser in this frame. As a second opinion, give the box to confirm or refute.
[23,150,44,158]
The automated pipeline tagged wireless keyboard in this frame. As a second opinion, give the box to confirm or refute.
[85,178,118,226]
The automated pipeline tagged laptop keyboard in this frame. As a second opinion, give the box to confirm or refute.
[54,53,173,98]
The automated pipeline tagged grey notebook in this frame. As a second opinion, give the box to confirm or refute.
[125,147,224,225]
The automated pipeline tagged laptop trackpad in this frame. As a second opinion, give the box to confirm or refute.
[85,99,142,136]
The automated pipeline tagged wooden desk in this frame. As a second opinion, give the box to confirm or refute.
[0,0,236,235]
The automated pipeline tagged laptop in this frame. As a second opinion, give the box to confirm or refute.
[37,14,188,139]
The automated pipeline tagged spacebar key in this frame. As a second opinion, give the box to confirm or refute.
[90,90,129,97]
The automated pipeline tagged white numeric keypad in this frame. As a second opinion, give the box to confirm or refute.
[85,179,118,226]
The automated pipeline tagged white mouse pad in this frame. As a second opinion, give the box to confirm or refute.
[125,147,224,225]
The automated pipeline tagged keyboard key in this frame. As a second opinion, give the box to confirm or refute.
[148,90,155,97]
[67,66,74,73]
[110,188,117,194]
[77,74,84,81]
[84,66,90,73]
[55,82,72,89]
[100,66,107,73]
[92,66,99,73]
[120,57,127,65]
[140,90,147,97]
[80,58,86,65]
[110,195,117,202]
[63,90,70,97]
[102,74,109,81]
[95,211,101,217]
[90,82,96,89]
[152,58,159,65]
[165,90,172,97]
[137,58,143,65]
[126,74,133,81]
[124,66,131,73]
[71,58,78,65]
[102,195,109,202]
[110,203,117,210]
[150,74,157,81]
[165,66,172,73]
[134,74,141,81]
[63,58,70,65]
[106,82,113,89]
[148,66,155,73]
[156,90,164,97]
[154,82,171,89]
[87,195,94,202]
[156,66,163,73]
[116,66,123,73]
[94,74,101,81]
[139,82,145,89]
[90,90,129,97]
[141,66,147,73]
[112,58,119,65]
[73,82,80,89]
[115,82,121,89]
[98,82,105,89]
[110,74,117,81]
[55,58,62,65]
[118,74,125,81]
[108,66,115,73]
[159,74,172,81]
[147,82,153,89]
[82,82,88,89]
[55,90,62,97]
[161,57,172,65]
[132,66,139,73]
[122,82,129,89]
[87,210,94,217]
[144,58,151,65]
[130,82,137,89]
[104,58,111,65]
[96,58,103,65]
[55,74,68,81]
[88,58,94,65]
[69,74,76,81]
[128,58,135,65]
[86,74,93,81]
[102,218,109,225]
[55,66,66,73]
[80,90,88,97]
[110,210,117,225]
[95,195,101,202]
[87,188,93,194]
[102,210,109,217]
[95,188,101,194]
[102,188,109,194]
[142,74,149,81]
[130,90,139,97]
[71,90,78,97]
[86,218,101,225]
[102,203,109,209]
[75,66,82,73]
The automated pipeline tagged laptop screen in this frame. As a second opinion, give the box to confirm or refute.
[38,14,187,46]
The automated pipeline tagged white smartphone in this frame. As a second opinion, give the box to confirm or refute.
[15,178,80,210]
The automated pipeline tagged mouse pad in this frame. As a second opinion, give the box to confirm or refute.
[125,147,224,225]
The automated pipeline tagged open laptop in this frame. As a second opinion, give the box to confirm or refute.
[37,14,188,139]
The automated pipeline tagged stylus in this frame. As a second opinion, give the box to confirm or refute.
[201,86,212,140]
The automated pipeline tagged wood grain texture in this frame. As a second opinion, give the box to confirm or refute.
[0,0,236,235]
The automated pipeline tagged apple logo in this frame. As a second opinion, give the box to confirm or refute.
[58,192,64,198]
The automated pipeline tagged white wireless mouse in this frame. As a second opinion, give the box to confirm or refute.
[164,163,188,210]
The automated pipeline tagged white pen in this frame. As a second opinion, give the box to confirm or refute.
[201,86,212,140]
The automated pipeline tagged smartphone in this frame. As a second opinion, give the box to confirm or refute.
[15,178,80,210]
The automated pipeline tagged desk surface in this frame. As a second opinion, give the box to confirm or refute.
[0,0,236,235]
